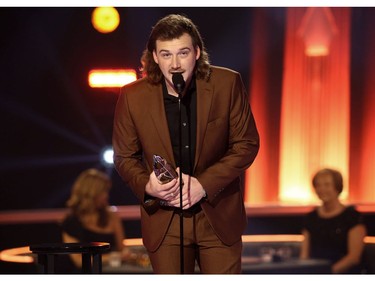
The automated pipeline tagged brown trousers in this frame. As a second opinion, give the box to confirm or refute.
[147,208,242,274]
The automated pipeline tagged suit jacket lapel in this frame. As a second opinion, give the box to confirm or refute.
[195,78,214,170]
[148,84,175,164]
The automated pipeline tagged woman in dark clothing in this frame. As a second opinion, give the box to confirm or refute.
[300,168,367,273]
[61,168,132,269]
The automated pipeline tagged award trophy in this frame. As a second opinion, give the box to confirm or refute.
[153,154,178,183]
[144,155,178,210]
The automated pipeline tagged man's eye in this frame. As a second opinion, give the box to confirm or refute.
[179,51,189,57]
[162,53,171,58]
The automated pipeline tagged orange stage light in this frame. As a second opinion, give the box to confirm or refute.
[122,238,143,247]
[88,69,137,88]
[278,8,351,204]
[298,7,338,57]
[91,7,120,34]
[0,246,33,263]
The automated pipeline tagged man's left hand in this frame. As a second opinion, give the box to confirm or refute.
[166,170,206,209]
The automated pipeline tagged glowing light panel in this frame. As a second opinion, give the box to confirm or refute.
[298,7,338,57]
[88,69,137,88]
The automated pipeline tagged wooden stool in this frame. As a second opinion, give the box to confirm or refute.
[30,242,110,273]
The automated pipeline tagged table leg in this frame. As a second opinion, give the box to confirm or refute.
[82,253,92,273]
[92,253,102,273]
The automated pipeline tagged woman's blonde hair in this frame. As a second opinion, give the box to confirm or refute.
[66,168,112,219]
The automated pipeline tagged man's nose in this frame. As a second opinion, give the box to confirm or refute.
[171,55,181,69]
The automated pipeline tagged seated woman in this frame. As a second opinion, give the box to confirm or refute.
[61,168,134,270]
[300,168,367,273]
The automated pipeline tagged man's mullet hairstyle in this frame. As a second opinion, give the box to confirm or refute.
[140,14,211,84]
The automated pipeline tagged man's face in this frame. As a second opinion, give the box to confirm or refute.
[153,33,201,95]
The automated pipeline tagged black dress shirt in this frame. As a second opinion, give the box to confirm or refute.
[162,78,197,175]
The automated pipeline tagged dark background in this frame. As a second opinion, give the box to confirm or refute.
[0,7,374,213]
[0,7,285,210]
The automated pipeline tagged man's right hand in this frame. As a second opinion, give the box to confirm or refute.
[145,171,180,201]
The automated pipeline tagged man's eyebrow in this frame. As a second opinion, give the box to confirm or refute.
[158,47,191,53]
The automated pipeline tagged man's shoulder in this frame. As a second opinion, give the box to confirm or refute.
[205,66,241,85]
[121,76,159,94]
[121,76,147,89]
[209,65,240,77]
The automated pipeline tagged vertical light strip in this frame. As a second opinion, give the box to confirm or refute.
[358,20,375,202]
[245,9,283,204]
[245,9,273,204]
[279,8,351,203]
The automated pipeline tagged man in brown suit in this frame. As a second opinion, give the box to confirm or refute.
[113,14,259,273]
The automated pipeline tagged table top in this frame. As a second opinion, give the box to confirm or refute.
[242,258,332,273]
[102,257,332,274]
[29,242,111,254]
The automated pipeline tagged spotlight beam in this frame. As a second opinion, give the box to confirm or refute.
[1,97,101,153]
[0,155,100,171]
[30,20,107,147]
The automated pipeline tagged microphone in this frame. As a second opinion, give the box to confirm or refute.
[172,73,185,95]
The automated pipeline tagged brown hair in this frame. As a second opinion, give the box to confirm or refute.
[66,168,112,227]
[140,14,211,84]
[312,168,343,194]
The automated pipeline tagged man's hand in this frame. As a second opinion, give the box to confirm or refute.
[145,171,180,201]
[167,169,206,209]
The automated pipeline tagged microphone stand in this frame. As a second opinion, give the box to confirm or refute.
[178,92,184,274]
[178,93,184,274]
[173,73,185,274]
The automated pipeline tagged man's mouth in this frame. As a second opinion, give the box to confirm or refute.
[170,70,184,74]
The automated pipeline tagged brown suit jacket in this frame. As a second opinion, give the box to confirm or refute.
[113,66,260,252]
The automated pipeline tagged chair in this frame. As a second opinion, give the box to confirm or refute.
[362,242,375,273]
[29,242,110,273]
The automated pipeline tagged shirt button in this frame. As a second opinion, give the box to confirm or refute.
[182,122,187,126]
[185,145,189,149]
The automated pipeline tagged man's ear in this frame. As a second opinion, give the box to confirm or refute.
[153,50,159,64]
[195,46,201,60]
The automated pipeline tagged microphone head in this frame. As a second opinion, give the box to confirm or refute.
[172,73,185,94]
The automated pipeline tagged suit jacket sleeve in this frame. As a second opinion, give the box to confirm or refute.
[112,86,150,203]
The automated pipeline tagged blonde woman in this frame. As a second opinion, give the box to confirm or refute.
[61,168,131,269]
